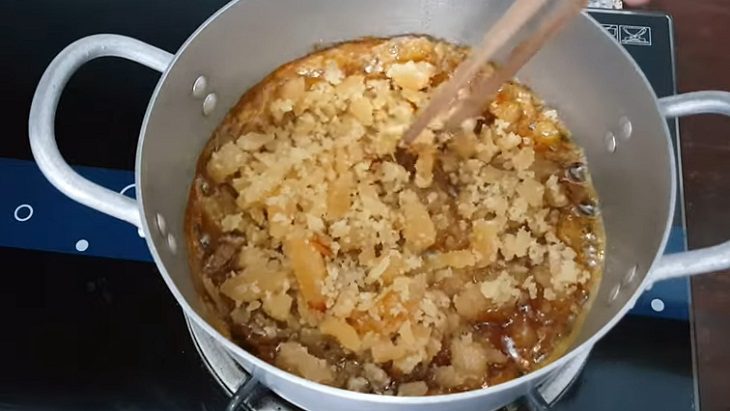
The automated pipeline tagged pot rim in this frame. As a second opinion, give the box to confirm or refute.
[135,0,677,404]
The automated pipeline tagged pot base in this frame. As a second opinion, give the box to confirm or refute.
[186,316,590,411]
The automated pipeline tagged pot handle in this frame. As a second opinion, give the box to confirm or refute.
[649,91,730,283]
[28,34,173,227]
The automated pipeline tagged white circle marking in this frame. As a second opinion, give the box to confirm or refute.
[75,239,90,252]
[14,204,34,222]
[650,298,665,312]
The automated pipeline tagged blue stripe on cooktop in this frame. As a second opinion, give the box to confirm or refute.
[1,158,150,262]
[0,157,689,320]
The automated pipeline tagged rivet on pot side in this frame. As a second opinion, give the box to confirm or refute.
[192,75,208,98]
[607,283,621,304]
[577,202,599,217]
[622,265,638,286]
[566,162,587,183]
[618,116,633,140]
[604,131,617,153]
[155,213,167,235]
[203,93,217,116]
[167,233,178,254]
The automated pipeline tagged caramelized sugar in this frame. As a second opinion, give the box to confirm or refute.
[184,36,604,396]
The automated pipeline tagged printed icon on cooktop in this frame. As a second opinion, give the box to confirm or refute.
[75,239,89,252]
[620,25,652,46]
[602,24,619,41]
[13,204,33,222]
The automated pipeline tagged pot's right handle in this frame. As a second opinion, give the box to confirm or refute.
[28,34,174,228]
[650,91,730,284]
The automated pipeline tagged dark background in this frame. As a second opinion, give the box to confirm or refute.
[1,1,236,410]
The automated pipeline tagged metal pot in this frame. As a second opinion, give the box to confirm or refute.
[28,1,730,410]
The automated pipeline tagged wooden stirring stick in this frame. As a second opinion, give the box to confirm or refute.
[446,0,588,128]
[401,0,549,144]
[401,0,586,144]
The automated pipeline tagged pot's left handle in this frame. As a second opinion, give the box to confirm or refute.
[28,34,174,227]
[649,91,730,284]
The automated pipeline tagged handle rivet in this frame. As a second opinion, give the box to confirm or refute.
[577,202,599,217]
[607,283,621,304]
[203,93,218,116]
[167,233,178,254]
[566,162,587,182]
[618,116,633,140]
[604,131,617,153]
[156,213,167,235]
[192,75,208,98]
[622,265,638,286]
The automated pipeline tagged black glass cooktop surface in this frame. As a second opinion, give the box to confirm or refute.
[1,3,694,410]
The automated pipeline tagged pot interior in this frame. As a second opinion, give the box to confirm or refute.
[138,0,673,378]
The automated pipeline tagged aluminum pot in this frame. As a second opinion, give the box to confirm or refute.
[28,1,730,410]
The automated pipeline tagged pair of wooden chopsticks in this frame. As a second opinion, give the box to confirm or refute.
[402,0,588,144]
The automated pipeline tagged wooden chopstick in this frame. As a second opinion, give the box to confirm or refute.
[402,0,586,144]
[401,0,549,144]
[446,0,588,128]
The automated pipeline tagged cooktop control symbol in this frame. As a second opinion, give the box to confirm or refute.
[620,25,652,46]
[13,204,33,222]
[651,298,666,312]
[602,24,619,41]
[75,239,89,252]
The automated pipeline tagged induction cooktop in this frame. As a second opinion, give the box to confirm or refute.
[0,3,695,410]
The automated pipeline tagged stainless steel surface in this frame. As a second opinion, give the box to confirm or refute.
[26,1,729,410]
[27,34,173,227]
